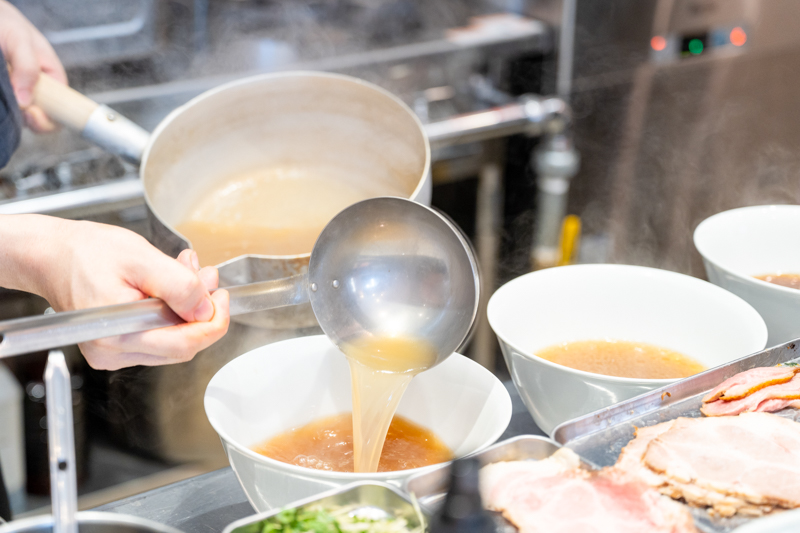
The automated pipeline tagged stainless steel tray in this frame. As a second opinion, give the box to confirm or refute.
[404,435,565,512]
[222,482,427,533]
[552,339,800,533]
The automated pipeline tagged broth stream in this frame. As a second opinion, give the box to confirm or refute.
[175,167,405,266]
[535,340,705,379]
[341,337,438,473]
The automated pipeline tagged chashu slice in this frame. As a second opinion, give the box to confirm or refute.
[754,398,800,412]
[643,413,800,513]
[702,367,799,403]
[616,421,676,488]
[614,419,767,517]
[481,448,697,533]
[702,374,800,416]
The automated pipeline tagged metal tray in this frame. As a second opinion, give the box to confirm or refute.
[552,339,800,533]
[404,435,566,512]
[222,482,427,533]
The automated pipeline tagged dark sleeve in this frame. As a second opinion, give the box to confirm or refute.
[0,58,22,170]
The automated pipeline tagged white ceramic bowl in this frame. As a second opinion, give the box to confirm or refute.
[487,264,768,435]
[204,335,511,512]
[694,205,800,346]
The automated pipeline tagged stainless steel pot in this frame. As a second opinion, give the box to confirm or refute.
[33,72,432,329]
[33,72,432,463]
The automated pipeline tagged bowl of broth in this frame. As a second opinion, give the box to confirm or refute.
[694,205,800,346]
[204,335,511,511]
[487,264,768,435]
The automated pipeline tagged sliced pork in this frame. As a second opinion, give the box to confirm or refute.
[701,366,798,403]
[643,413,800,514]
[701,374,800,416]
[755,398,800,412]
[615,421,676,488]
[481,448,697,533]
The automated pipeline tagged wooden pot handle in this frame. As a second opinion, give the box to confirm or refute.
[32,73,99,132]
[30,73,149,163]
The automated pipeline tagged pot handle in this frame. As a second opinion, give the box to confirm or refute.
[33,73,150,164]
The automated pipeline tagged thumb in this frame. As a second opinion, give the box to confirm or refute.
[133,253,215,324]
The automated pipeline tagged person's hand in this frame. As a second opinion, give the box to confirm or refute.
[46,221,230,370]
[0,0,67,132]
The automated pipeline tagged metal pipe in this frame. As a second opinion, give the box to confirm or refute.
[0,179,144,216]
[2,94,573,218]
[471,161,503,370]
[556,0,578,99]
[424,95,571,148]
[531,134,581,270]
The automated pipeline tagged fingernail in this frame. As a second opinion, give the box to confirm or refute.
[191,251,200,271]
[14,89,31,107]
[194,297,214,322]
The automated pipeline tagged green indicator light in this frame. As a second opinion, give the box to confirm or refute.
[688,38,704,55]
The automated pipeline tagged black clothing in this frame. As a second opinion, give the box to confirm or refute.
[0,57,22,169]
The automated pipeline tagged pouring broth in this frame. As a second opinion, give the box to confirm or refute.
[176,167,407,266]
[341,336,438,473]
[535,340,705,379]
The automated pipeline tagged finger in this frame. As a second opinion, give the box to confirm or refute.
[2,24,39,107]
[29,28,67,84]
[22,106,57,133]
[176,250,218,295]
[177,249,198,271]
[131,252,215,323]
[87,289,230,365]
[198,266,219,291]
[79,344,175,371]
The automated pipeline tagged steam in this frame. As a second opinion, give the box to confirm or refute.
[570,49,800,279]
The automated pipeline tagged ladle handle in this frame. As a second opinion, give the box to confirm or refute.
[0,273,309,358]
[46,350,78,533]
[33,73,150,163]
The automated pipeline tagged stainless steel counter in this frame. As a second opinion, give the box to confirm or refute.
[95,382,542,533]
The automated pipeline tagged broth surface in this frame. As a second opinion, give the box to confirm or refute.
[176,167,406,265]
[253,413,452,472]
[535,340,705,379]
[341,336,438,473]
[755,273,800,290]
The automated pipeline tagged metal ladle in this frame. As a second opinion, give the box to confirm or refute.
[0,198,480,366]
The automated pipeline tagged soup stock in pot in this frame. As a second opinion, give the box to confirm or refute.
[32,72,431,461]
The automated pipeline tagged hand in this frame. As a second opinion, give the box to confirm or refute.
[0,215,230,370]
[49,221,230,370]
[0,0,67,132]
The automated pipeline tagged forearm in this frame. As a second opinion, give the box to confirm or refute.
[0,214,66,299]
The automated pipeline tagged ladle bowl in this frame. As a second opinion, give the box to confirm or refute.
[0,197,479,364]
[310,197,479,366]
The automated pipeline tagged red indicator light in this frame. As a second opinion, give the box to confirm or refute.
[651,35,667,51]
[730,27,747,47]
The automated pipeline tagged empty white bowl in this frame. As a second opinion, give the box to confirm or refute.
[694,205,800,346]
[488,264,768,435]
[204,335,511,511]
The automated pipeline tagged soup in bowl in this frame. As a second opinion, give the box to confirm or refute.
[487,264,768,435]
[694,205,800,346]
[204,335,511,511]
